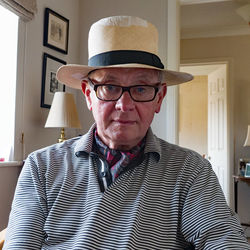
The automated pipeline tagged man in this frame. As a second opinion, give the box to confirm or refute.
[4,16,249,249]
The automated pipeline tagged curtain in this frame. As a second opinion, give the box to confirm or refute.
[0,0,37,21]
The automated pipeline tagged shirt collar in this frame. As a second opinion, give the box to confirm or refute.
[144,127,161,162]
[74,123,161,162]
[74,123,96,155]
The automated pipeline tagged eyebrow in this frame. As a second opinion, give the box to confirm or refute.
[90,74,117,83]
[90,71,159,83]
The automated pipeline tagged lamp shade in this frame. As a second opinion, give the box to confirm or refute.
[45,92,81,129]
[243,125,250,147]
[236,4,250,24]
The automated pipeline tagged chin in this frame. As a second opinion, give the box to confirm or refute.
[112,133,134,142]
[112,133,137,145]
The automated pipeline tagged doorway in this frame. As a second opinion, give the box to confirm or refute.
[179,63,231,205]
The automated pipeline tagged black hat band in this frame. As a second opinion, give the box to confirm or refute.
[88,50,164,69]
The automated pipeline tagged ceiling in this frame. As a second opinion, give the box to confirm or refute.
[180,0,232,5]
[180,0,250,38]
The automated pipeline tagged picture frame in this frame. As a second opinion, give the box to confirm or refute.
[238,158,250,176]
[43,8,69,54]
[41,53,66,109]
[245,163,250,178]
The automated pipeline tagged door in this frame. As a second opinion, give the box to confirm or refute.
[207,64,229,203]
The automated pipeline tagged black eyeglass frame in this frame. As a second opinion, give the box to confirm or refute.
[87,78,161,102]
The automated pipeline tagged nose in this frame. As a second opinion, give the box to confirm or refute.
[115,91,135,112]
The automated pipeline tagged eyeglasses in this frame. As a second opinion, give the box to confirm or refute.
[88,78,161,102]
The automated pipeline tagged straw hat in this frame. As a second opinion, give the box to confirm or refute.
[57,16,193,89]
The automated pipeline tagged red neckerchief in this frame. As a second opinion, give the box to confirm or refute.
[94,129,145,181]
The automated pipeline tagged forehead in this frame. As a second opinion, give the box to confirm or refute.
[88,68,160,82]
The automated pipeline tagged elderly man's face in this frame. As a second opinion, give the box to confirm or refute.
[82,68,166,150]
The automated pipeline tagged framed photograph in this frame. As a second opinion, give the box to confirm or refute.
[41,53,66,108]
[43,8,69,54]
[238,158,250,176]
[245,163,250,178]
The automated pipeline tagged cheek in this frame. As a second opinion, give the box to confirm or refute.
[137,103,157,124]
[92,102,114,122]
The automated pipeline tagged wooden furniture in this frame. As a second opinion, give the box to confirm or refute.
[233,175,250,227]
[0,228,6,250]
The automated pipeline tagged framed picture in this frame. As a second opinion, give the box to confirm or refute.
[43,8,69,54]
[238,158,250,176]
[245,163,250,177]
[41,53,66,108]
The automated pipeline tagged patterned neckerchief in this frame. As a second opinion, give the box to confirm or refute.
[94,129,145,181]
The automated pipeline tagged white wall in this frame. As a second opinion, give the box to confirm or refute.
[15,0,82,159]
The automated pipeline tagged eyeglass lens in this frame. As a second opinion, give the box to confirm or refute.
[96,85,157,102]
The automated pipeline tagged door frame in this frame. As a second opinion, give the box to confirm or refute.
[180,57,234,207]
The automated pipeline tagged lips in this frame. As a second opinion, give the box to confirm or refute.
[113,119,136,125]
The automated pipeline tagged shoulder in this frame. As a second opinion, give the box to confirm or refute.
[23,125,96,177]
[28,136,81,161]
[153,135,212,177]
[145,129,209,170]
[22,136,85,177]
[156,135,205,162]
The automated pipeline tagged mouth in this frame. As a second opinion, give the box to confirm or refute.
[113,119,136,125]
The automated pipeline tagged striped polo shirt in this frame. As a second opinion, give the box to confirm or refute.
[4,124,250,249]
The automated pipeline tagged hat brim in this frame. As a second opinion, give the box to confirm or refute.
[56,64,193,89]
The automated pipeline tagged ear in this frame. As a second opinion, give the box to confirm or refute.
[155,83,167,113]
[81,80,92,111]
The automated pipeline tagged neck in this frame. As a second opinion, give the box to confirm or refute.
[94,129,145,151]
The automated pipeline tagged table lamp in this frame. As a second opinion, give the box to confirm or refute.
[236,4,250,26]
[45,92,82,142]
[243,125,250,147]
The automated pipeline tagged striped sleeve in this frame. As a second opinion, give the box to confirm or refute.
[3,154,47,249]
[181,154,249,249]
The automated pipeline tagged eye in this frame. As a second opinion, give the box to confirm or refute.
[134,86,147,94]
[103,85,120,93]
